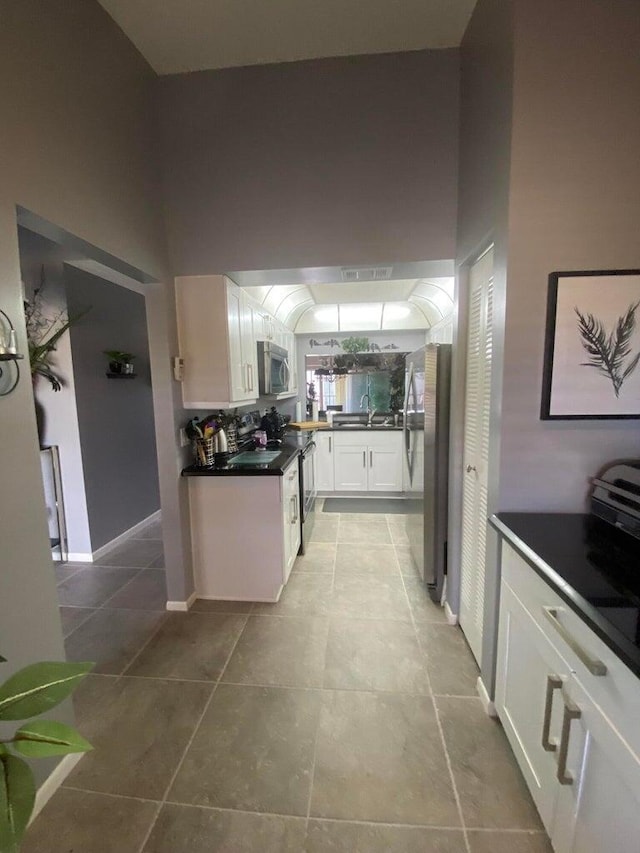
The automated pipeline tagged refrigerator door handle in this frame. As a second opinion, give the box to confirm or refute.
[403,363,413,475]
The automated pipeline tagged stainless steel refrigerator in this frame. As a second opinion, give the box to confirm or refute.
[403,344,451,603]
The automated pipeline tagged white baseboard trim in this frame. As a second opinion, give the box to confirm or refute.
[477,676,497,717]
[444,601,458,626]
[53,551,93,563]
[52,511,162,564]
[91,510,162,562]
[30,753,84,822]
[166,590,197,612]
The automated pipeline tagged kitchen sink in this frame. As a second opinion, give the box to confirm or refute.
[334,422,396,429]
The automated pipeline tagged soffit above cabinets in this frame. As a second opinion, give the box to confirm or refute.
[97,0,477,74]
[240,277,455,333]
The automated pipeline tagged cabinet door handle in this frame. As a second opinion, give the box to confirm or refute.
[556,693,581,786]
[248,363,254,392]
[542,607,607,676]
[363,450,366,468]
[291,495,298,523]
[541,675,563,752]
[369,449,373,467]
[328,437,331,453]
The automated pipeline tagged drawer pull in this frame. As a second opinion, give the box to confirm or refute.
[542,675,562,752]
[557,693,581,786]
[542,607,607,676]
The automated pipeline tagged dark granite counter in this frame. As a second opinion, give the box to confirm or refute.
[490,512,640,678]
[182,443,300,477]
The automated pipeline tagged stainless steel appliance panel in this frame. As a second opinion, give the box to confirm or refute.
[298,437,317,554]
[403,344,451,602]
[257,341,290,396]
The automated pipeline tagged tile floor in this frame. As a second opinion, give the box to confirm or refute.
[24,508,551,852]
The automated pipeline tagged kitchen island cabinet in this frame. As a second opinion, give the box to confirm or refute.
[492,515,640,852]
[187,455,300,602]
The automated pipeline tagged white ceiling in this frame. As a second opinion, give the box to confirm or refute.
[98,0,476,74]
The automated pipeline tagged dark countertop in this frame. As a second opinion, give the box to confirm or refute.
[491,512,640,679]
[182,442,300,477]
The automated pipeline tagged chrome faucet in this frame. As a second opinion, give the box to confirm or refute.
[360,393,376,426]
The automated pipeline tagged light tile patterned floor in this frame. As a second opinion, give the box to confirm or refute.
[23,510,551,853]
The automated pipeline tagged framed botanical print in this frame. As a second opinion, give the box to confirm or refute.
[541,269,640,419]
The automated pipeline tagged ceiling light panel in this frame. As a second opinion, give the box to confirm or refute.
[338,303,383,331]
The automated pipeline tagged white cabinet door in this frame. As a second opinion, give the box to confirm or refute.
[495,579,571,833]
[316,432,334,492]
[240,292,259,399]
[334,445,368,491]
[369,445,402,491]
[552,676,640,853]
[459,247,494,665]
[226,281,248,402]
[282,461,300,582]
[286,331,297,395]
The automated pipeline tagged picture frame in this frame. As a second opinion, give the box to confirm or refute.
[541,269,640,420]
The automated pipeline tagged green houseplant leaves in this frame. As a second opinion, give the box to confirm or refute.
[12,721,93,759]
[0,658,93,851]
[0,662,93,721]
[0,753,35,853]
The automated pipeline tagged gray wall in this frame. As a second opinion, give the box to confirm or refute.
[499,0,640,511]
[66,267,160,550]
[157,49,460,274]
[454,0,640,695]
[18,228,94,556]
[0,0,185,784]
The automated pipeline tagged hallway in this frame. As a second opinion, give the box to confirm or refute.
[24,509,549,852]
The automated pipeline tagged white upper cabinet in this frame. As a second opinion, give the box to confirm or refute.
[175,275,260,408]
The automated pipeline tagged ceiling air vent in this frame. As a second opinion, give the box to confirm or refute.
[341,266,393,282]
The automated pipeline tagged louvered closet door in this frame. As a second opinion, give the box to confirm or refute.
[459,247,494,665]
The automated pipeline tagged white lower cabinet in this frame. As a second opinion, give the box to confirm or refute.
[282,459,301,582]
[188,459,300,602]
[332,431,402,493]
[552,675,640,853]
[316,432,334,492]
[495,541,640,853]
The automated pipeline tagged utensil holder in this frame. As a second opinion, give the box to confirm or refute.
[193,436,215,467]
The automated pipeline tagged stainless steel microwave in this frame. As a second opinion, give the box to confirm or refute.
[257,341,290,395]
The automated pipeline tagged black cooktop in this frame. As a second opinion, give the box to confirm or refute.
[492,513,640,678]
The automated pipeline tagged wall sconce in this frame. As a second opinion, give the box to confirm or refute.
[0,309,25,397]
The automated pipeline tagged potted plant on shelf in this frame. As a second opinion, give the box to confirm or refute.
[104,351,135,375]
[0,654,93,851]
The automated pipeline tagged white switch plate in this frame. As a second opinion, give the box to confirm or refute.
[179,428,189,447]
[173,356,184,381]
